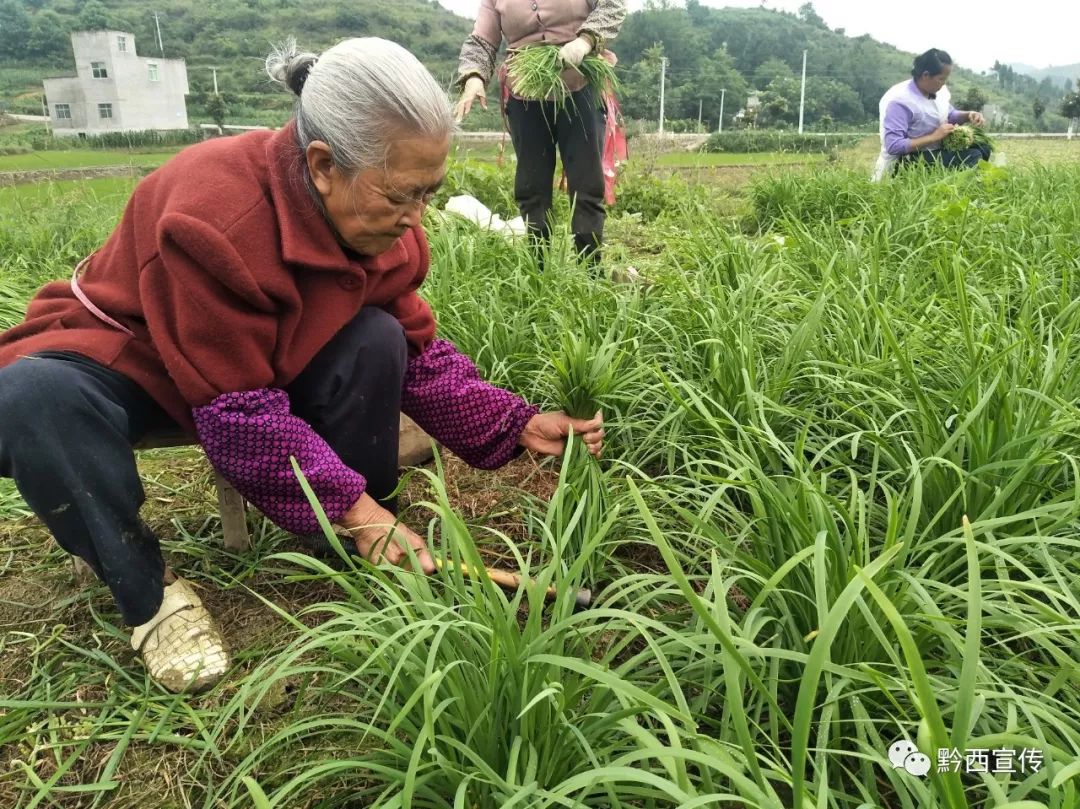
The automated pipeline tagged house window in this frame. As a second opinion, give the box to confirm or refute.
[98,103,113,119]
[117,36,127,52]
[54,104,72,120]
[91,61,108,79]
[148,63,160,81]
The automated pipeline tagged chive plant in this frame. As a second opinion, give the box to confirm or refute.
[209,460,761,808]
[4,149,1080,809]
[543,317,635,582]
[578,52,620,96]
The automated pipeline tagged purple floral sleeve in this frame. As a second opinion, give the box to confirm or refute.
[402,339,540,470]
[193,389,366,534]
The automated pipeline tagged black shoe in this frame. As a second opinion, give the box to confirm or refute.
[574,234,602,275]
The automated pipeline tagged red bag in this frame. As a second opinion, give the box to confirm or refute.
[601,92,628,205]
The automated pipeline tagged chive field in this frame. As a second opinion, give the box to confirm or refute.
[0,150,177,172]
[1,141,1079,807]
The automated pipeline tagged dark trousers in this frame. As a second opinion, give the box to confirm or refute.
[0,307,407,626]
[898,143,992,171]
[505,87,606,265]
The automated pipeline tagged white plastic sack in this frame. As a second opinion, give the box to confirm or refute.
[444,194,526,238]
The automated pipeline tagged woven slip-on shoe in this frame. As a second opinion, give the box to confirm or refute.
[130,578,229,693]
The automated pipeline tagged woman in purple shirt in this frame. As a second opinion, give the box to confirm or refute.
[873,49,990,180]
[455,1,627,270]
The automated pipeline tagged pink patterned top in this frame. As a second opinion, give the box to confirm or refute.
[458,0,627,92]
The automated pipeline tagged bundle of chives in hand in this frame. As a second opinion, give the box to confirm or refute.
[545,321,629,583]
[507,45,619,110]
[943,123,993,152]
[550,332,615,424]
[578,55,620,96]
[507,44,569,107]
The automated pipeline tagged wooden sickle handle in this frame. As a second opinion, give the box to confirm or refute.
[433,558,591,608]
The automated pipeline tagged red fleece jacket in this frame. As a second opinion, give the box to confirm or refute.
[0,122,436,432]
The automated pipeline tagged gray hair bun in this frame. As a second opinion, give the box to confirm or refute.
[266,36,454,179]
[266,38,318,97]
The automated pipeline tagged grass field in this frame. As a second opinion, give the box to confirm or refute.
[992,137,1080,165]
[0,150,177,172]
[655,150,831,167]
[0,176,140,208]
[0,122,40,138]
[449,138,507,164]
[0,131,922,177]
[1,139,1079,807]
[0,133,1072,177]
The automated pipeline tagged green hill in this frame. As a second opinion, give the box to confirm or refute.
[0,0,1070,132]
[1012,63,1079,90]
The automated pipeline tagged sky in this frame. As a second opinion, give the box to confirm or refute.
[435,0,1079,73]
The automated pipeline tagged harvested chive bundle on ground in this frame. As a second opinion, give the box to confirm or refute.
[943,123,993,152]
[507,44,619,109]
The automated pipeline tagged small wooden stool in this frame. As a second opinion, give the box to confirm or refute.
[133,428,250,552]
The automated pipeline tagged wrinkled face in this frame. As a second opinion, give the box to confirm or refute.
[917,64,951,96]
[307,133,449,256]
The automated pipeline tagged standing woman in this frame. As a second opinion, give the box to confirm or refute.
[455,0,627,268]
[872,48,990,181]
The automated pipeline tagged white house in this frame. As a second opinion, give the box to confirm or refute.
[734,92,762,127]
[44,31,189,137]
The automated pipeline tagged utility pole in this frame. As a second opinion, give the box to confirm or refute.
[153,11,165,57]
[698,98,703,130]
[718,88,726,133]
[798,48,807,134]
[211,67,219,95]
[658,57,668,135]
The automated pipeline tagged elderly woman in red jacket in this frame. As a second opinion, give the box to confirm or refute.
[455,0,626,269]
[0,37,603,693]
